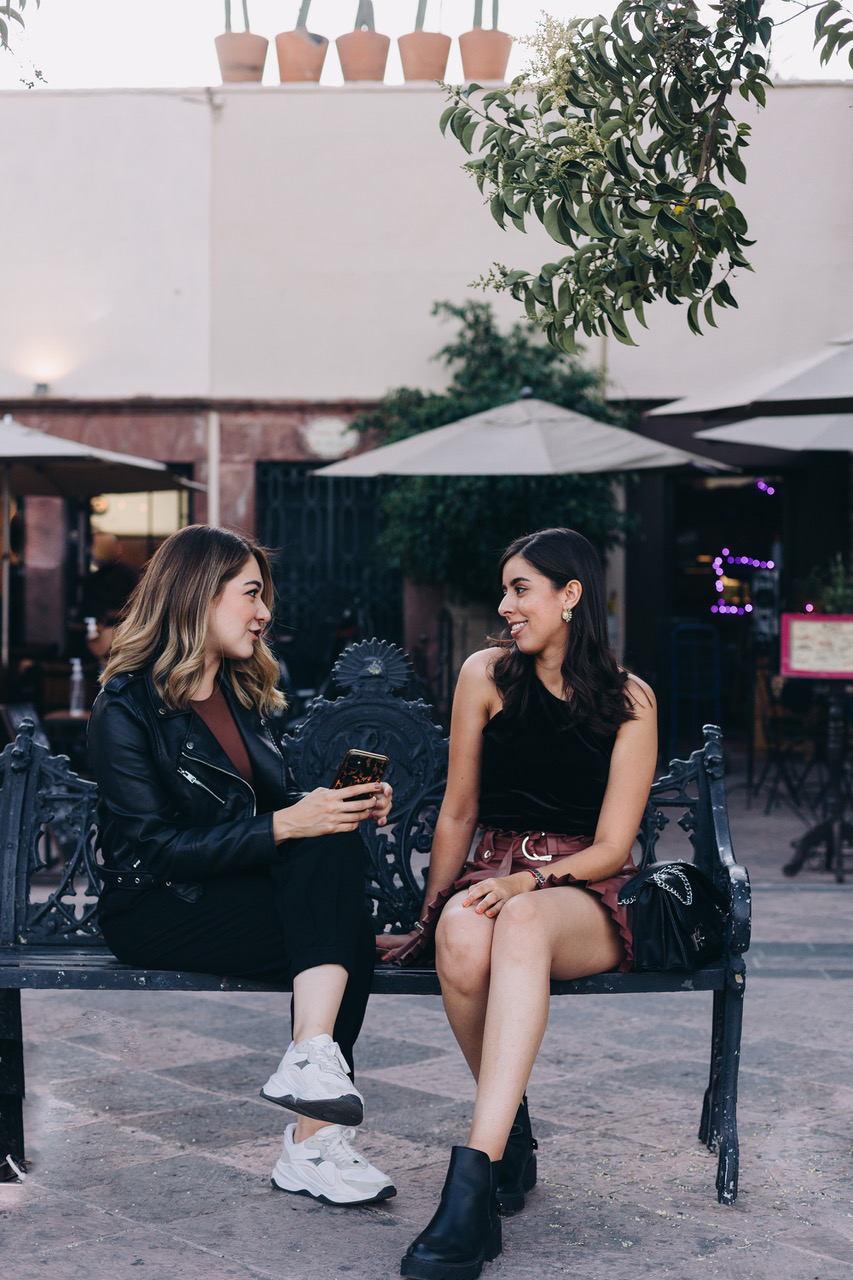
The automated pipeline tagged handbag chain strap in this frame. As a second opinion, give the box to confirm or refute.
[620,865,694,907]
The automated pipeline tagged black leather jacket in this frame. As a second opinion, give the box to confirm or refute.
[88,668,291,894]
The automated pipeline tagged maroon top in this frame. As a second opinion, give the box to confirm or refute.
[190,681,254,785]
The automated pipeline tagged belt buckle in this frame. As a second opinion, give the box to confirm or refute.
[521,832,551,862]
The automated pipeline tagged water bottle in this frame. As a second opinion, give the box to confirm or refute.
[69,658,86,717]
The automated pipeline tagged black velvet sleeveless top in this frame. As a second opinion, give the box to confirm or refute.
[478,679,616,837]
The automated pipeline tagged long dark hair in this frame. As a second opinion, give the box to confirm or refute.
[492,527,635,738]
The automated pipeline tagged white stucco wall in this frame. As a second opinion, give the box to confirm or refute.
[0,80,850,403]
[0,88,212,399]
[209,83,557,399]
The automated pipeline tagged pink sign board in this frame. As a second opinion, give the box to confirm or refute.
[781,613,853,679]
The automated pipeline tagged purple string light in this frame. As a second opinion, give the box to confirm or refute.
[710,547,774,617]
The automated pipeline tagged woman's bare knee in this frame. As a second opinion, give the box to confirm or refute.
[436,902,492,989]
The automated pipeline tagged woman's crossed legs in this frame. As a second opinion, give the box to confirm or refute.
[435,885,625,1161]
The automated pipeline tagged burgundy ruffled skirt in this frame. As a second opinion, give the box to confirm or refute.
[392,828,636,972]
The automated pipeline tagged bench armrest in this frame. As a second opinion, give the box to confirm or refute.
[703,725,751,956]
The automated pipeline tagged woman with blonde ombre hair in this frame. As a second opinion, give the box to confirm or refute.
[88,524,396,1206]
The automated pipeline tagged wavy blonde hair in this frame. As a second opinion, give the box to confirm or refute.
[101,525,286,717]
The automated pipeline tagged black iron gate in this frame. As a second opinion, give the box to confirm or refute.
[256,463,402,691]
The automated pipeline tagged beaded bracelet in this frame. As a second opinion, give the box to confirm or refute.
[522,866,546,889]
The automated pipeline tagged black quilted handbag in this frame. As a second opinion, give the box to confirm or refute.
[618,861,728,972]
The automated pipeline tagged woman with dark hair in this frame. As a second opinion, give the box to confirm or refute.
[88,524,395,1206]
[381,528,657,1280]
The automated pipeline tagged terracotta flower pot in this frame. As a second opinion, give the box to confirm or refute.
[215,31,269,83]
[398,30,451,82]
[275,28,329,83]
[458,27,512,81]
[336,29,390,82]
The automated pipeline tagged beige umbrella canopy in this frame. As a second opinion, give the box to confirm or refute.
[0,415,200,496]
[696,413,853,451]
[649,332,853,419]
[315,395,725,478]
[1,415,202,668]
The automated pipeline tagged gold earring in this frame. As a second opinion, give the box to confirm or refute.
[561,606,572,623]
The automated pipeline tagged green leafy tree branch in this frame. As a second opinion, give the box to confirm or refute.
[440,1,851,352]
[0,0,38,48]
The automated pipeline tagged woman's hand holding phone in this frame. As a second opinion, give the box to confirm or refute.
[273,780,392,843]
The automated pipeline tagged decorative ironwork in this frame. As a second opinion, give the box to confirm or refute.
[284,641,448,932]
[0,680,742,948]
[332,638,413,694]
[635,748,700,872]
[256,463,402,691]
[0,722,101,947]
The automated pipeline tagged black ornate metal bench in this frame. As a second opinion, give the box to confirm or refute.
[0,639,750,1202]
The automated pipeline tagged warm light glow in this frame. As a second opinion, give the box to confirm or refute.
[92,489,185,538]
[8,342,80,384]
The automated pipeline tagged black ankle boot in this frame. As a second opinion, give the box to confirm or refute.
[495,1094,538,1215]
[401,1146,501,1280]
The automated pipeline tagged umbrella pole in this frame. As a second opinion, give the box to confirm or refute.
[2,467,10,670]
[207,411,221,527]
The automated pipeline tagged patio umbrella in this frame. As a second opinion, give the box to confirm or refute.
[648,332,853,419]
[695,413,853,451]
[314,395,727,478]
[1,415,201,668]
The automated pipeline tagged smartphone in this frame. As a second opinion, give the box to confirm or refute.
[331,749,390,800]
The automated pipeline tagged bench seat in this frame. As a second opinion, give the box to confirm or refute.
[0,946,734,996]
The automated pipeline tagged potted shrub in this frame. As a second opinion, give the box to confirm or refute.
[275,1,328,83]
[336,0,390,83]
[398,1,451,83]
[215,0,268,83]
[458,0,512,82]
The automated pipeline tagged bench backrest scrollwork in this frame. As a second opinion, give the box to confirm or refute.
[0,640,744,953]
[0,720,101,947]
[283,639,449,933]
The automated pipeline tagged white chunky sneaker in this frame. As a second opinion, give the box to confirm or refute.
[271,1123,396,1206]
[260,1034,364,1126]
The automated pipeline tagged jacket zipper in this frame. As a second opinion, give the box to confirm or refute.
[177,766,226,805]
[180,753,257,817]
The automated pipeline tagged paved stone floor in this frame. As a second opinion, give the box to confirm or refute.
[3,756,853,1279]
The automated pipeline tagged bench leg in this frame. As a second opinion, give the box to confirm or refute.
[699,988,725,1152]
[0,990,25,1176]
[713,962,746,1205]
